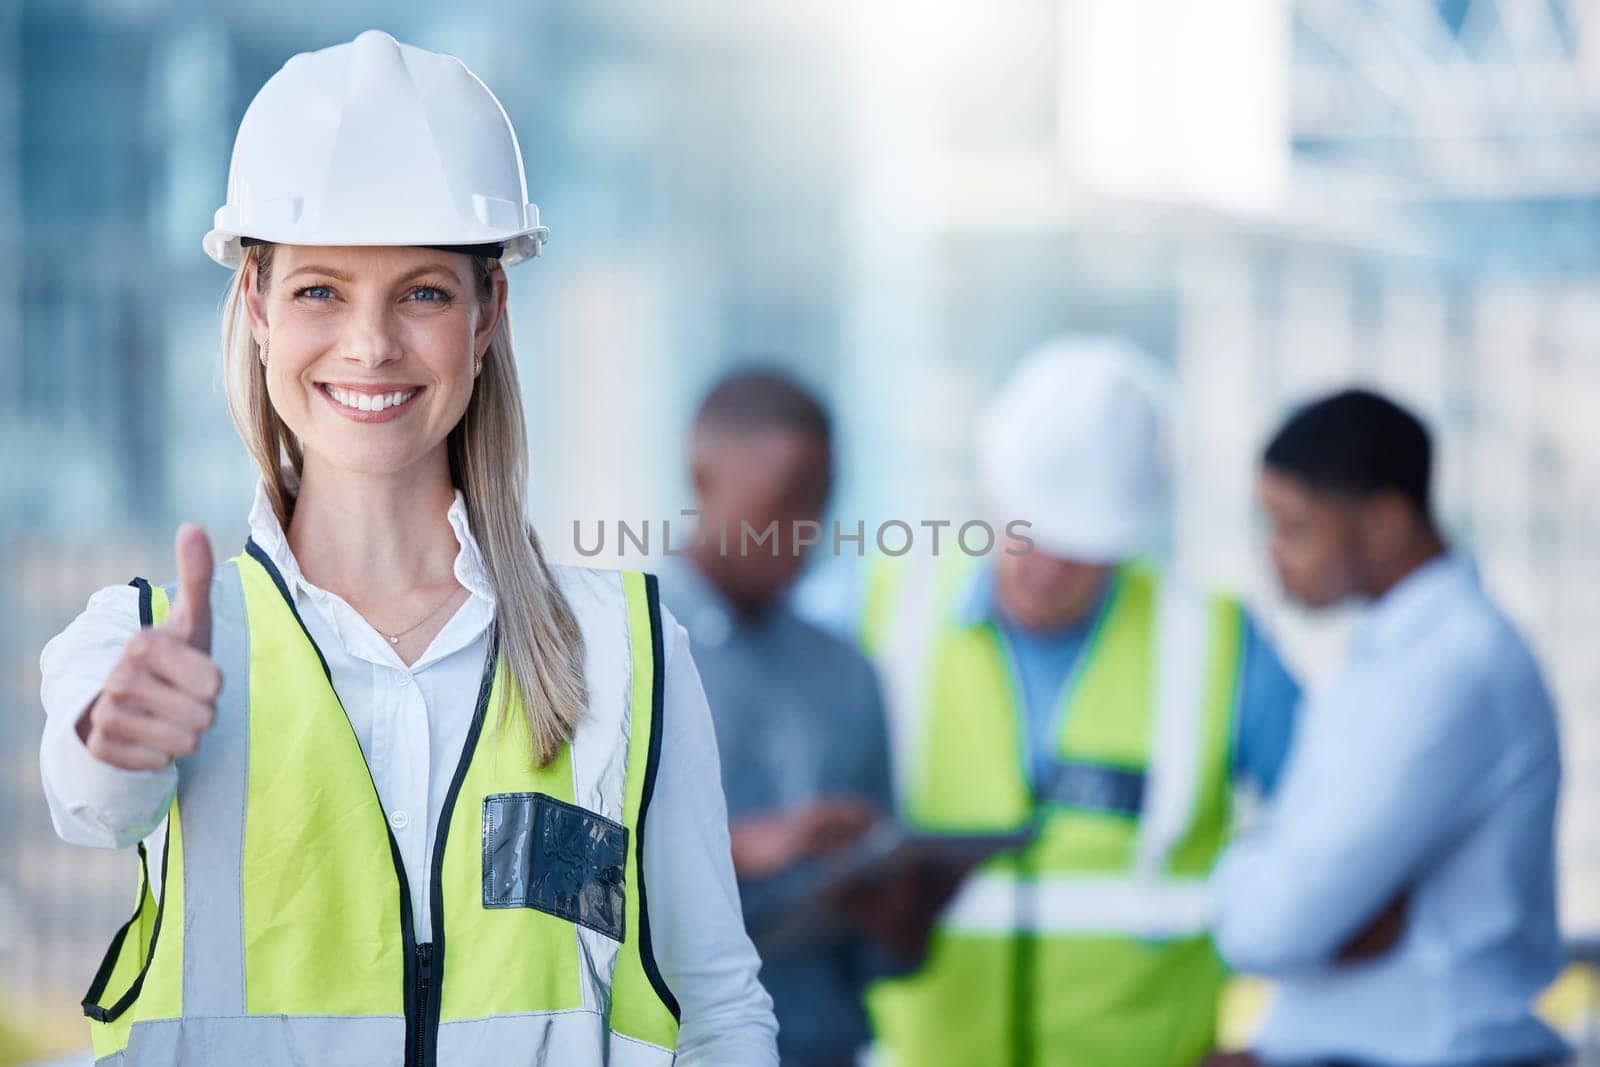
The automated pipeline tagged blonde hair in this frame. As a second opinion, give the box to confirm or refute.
[220,244,587,765]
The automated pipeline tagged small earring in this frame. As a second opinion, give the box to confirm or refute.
[259,335,269,368]
[474,356,483,376]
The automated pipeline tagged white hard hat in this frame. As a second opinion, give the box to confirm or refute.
[203,30,548,269]
[978,335,1174,563]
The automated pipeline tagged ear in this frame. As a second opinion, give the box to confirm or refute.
[690,447,713,501]
[809,437,836,508]
[474,267,508,360]
[242,256,270,345]
[1357,490,1416,559]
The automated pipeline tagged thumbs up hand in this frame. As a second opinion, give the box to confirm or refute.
[79,525,224,771]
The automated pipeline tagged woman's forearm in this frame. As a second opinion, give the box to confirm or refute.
[38,583,178,848]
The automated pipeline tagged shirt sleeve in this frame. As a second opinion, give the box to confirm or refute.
[643,611,780,1066]
[855,654,896,816]
[1210,650,1501,976]
[1229,614,1303,798]
[38,582,179,850]
[836,652,923,983]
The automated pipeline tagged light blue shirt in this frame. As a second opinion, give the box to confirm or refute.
[1211,555,1568,1066]
[956,562,1303,797]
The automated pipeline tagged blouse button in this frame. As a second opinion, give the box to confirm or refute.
[389,810,410,831]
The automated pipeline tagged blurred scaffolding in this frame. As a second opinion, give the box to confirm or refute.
[1,0,1598,1058]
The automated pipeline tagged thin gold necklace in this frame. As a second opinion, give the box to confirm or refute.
[376,585,463,646]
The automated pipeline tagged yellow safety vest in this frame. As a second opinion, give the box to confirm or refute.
[83,541,679,1065]
[862,556,1245,1067]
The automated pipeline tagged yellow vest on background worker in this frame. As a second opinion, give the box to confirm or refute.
[84,543,678,1066]
[862,554,1244,1067]
[862,335,1247,1066]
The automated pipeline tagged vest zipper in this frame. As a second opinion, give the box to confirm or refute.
[411,942,434,1067]
[414,629,502,1067]
[249,542,490,1067]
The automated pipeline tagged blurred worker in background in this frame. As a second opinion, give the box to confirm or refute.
[656,369,903,1067]
[859,335,1302,1067]
[1208,390,1568,1067]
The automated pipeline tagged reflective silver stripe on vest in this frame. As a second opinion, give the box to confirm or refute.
[877,555,947,805]
[940,872,1213,938]
[168,563,251,1018]
[1133,582,1213,879]
[610,1029,678,1066]
[95,1015,671,1067]
[435,1011,674,1065]
[556,566,634,1018]
[98,1014,403,1066]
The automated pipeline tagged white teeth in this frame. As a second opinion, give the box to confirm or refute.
[326,385,416,412]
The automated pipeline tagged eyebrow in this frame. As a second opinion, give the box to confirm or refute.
[284,262,459,285]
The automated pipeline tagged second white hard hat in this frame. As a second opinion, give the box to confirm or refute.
[204,30,548,268]
[978,334,1174,563]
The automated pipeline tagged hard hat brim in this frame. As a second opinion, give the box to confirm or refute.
[202,227,549,269]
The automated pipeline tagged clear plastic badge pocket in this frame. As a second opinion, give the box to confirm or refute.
[482,792,629,941]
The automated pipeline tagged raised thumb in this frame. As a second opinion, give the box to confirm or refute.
[165,523,214,652]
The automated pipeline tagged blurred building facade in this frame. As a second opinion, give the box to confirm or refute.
[1,0,1597,1052]
[832,0,1600,939]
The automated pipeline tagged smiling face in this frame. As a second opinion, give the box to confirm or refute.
[243,244,506,478]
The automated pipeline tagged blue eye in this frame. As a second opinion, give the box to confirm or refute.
[411,286,453,303]
[293,285,333,300]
